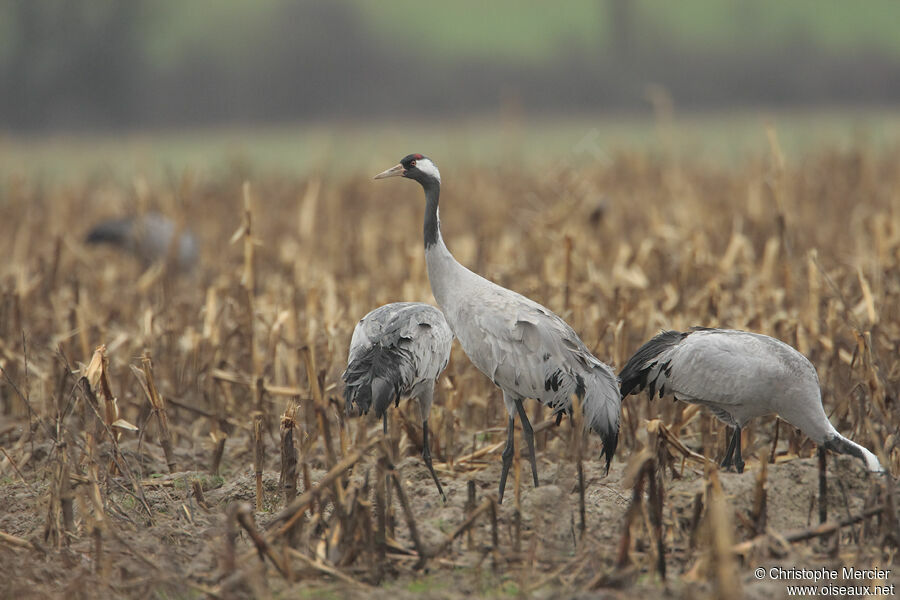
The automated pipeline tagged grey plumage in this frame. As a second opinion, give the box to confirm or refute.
[85,212,198,271]
[619,329,688,400]
[342,302,453,500]
[343,302,452,422]
[375,154,621,503]
[620,327,884,473]
[435,276,621,463]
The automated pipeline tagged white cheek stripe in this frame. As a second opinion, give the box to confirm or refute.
[416,158,441,183]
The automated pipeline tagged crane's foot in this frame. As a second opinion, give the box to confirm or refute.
[422,451,446,503]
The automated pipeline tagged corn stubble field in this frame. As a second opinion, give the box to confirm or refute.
[1,135,899,599]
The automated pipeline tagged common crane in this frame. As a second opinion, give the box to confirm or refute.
[374,154,621,503]
[85,212,198,271]
[342,302,453,500]
[619,327,884,473]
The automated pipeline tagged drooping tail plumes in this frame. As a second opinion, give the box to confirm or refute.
[342,343,415,419]
[619,330,688,398]
[579,367,622,472]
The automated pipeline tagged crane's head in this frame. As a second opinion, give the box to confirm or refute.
[374,154,441,187]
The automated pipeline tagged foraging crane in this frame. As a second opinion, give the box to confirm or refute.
[619,328,884,473]
[342,302,453,500]
[85,212,198,271]
[374,154,621,503]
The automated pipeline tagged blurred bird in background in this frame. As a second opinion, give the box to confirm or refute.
[85,212,198,272]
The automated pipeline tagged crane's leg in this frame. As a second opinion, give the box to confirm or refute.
[498,416,515,504]
[514,399,539,488]
[720,426,737,468]
[720,426,744,472]
[382,412,388,436]
[421,419,447,502]
[733,426,744,473]
[817,446,827,523]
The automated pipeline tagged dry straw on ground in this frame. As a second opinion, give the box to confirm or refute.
[0,139,898,598]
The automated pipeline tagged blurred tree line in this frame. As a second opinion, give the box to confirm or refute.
[1,0,898,132]
[2,1,143,129]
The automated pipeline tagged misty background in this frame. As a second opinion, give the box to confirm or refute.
[2,0,899,133]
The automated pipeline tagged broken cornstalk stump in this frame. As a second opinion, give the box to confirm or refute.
[132,354,177,473]
[280,404,299,506]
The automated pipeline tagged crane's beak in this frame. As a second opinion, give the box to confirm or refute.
[374,163,404,179]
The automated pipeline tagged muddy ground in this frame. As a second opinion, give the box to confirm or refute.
[0,418,896,599]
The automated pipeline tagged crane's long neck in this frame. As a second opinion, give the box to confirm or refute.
[787,390,884,473]
[822,428,884,473]
[421,180,466,310]
[423,180,441,250]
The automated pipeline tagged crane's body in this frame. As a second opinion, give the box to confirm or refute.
[426,239,619,441]
[375,155,621,502]
[342,302,453,499]
[620,327,884,473]
[85,212,198,271]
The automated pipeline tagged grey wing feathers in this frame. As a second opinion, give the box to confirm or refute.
[662,329,814,409]
[619,330,688,398]
[403,304,454,382]
[343,303,452,417]
[620,328,810,410]
[467,293,620,467]
[619,329,737,405]
[347,302,452,378]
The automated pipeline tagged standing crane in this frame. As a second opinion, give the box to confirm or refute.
[619,327,884,473]
[343,302,453,500]
[375,154,621,503]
